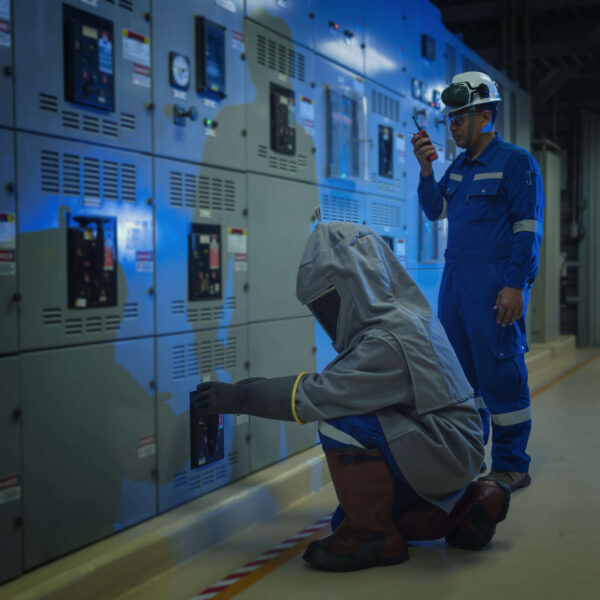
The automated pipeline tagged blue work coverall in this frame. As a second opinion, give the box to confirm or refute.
[418,132,545,473]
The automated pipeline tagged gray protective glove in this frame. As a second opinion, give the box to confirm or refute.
[193,375,302,422]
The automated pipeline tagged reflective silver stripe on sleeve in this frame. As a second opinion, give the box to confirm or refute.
[513,219,543,235]
[491,407,531,427]
[449,173,463,182]
[436,198,448,220]
[318,421,366,448]
[473,172,503,181]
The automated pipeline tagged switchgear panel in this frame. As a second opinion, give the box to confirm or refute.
[270,83,296,156]
[63,4,115,112]
[190,397,225,469]
[195,17,226,98]
[326,87,360,179]
[188,224,222,301]
[378,125,394,179]
[67,215,117,309]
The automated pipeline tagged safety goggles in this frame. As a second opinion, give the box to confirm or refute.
[441,81,491,109]
[307,286,341,342]
[448,109,478,127]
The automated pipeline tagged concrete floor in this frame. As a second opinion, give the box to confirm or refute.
[116,347,600,600]
[2,345,599,600]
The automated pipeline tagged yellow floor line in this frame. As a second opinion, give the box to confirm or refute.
[204,349,600,599]
[531,350,600,398]
[207,527,328,599]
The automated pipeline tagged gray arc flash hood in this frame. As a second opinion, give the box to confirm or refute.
[296,222,468,417]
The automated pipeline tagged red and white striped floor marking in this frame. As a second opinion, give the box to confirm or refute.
[191,514,332,600]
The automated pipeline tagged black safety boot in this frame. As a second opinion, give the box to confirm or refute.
[394,479,511,550]
[302,448,408,572]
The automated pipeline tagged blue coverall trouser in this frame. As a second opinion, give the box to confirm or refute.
[438,259,532,473]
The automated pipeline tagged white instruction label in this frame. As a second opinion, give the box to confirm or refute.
[0,475,21,505]
[122,30,150,67]
[136,251,153,272]
[227,228,247,253]
[395,239,406,263]
[138,435,156,459]
[231,31,244,53]
[234,254,247,271]
[133,64,151,88]
[126,220,152,251]
[0,0,10,47]
[299,97,315,121]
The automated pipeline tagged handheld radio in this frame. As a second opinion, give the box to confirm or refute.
[412,115,438,162]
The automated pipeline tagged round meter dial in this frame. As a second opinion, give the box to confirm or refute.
[169,52,191,91]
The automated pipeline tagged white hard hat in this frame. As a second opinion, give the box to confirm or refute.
[441,71,502,113]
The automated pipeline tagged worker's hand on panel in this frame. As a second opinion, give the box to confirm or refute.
[194,381,235,416]
[493,286,525,326]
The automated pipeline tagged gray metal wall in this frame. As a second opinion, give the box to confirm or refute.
[0,0,528,583]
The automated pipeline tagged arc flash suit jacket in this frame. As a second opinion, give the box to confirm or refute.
[417,132,545,472]
[292,223,484,513]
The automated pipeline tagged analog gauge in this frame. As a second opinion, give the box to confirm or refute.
[169,52,191,91]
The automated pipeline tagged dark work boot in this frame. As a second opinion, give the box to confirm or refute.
[302,448,408,572]
[395,480,511,551]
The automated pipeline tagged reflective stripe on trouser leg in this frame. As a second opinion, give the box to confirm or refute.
[478,347,532,472]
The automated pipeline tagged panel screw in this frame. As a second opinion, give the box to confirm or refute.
[144,12,151,22]
[311,147,316,153]
[309,12,314,19]
[5,182,14,193]
[312,346,317,353]
[243,283,249,291]
[241,53,246,61]
[243,208,248,217]
[242,129,247,137]
[151,468,158,479]
[146,197,153,205]
[149,380,156,389]
[14,517,23,530]
[12,408,22,421]
[311,82,316,88]
[245,434,251,442]
[3,66,12,77]
[361,43,366,49]
[147,287,154,295]
[12,292,21,302]
[244,361,250,369]
[145,102,155,111]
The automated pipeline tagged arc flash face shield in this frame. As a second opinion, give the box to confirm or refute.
[442,81,491,110]
[307,286,341,343]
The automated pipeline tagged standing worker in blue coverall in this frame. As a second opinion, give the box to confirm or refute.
[412,71,545,492]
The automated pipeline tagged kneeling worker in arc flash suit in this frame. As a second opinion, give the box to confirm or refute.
[193,221,510,572]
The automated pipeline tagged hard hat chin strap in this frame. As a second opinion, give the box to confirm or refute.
[465,113,477,149]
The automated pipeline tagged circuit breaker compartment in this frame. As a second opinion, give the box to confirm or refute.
[63,4,115,111]
[188,223,222,301]
[67,214,117,309]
